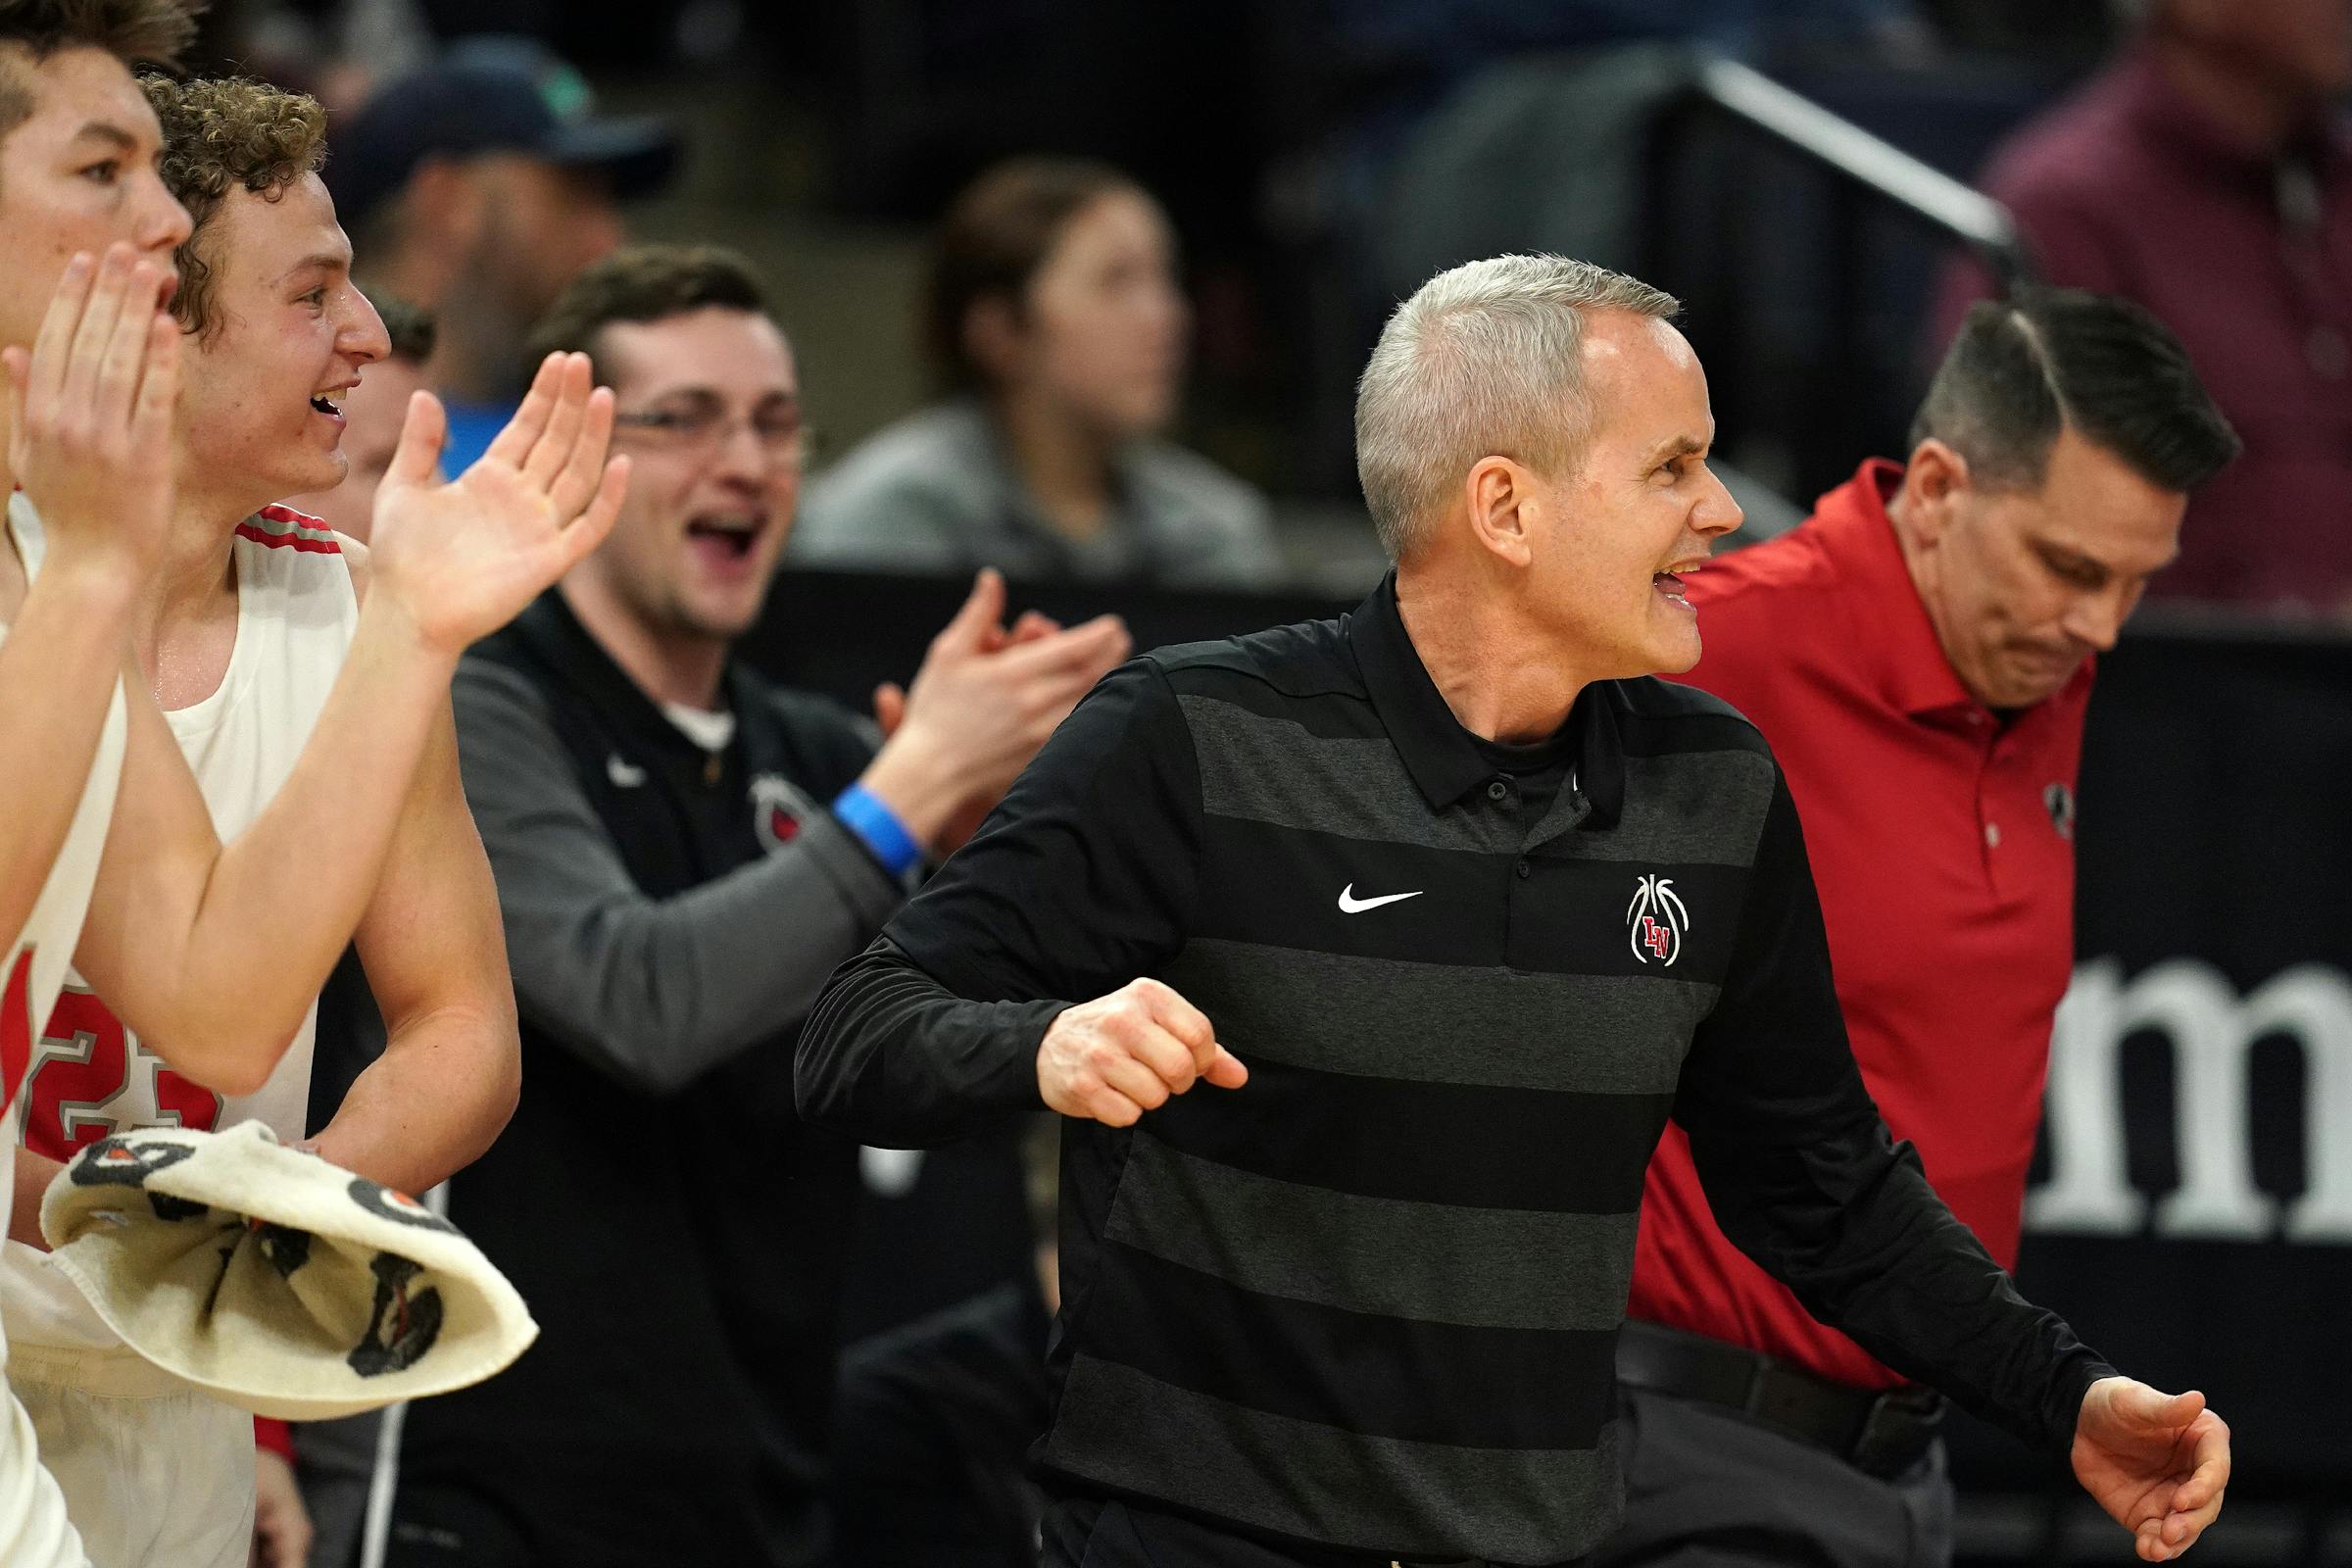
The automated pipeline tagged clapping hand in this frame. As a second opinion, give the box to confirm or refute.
[861,569,1129,855]
[1,245,181,576]
[366,351,630,657]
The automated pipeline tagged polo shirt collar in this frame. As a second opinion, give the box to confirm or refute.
[1346,571,1626,824]
[1809,460,1988,720]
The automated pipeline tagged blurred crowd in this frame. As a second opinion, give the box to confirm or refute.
[123,0,2342,1563]
[185,0,2352,619]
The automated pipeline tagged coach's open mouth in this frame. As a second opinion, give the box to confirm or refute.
[1652,556,1706,610]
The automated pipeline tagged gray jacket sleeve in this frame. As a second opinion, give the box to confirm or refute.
[452,660,906,1096]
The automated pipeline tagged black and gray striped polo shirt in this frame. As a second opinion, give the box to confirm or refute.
[799,576,2109,1566]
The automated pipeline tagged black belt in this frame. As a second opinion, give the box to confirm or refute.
[1048,1491,1563,1568]
[1616,1320,1945,1481]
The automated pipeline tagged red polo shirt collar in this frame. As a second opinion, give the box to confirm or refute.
[1815,459,1980,718]
[1812,458,2091,723]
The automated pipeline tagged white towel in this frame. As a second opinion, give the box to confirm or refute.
[40,1123,536,1419]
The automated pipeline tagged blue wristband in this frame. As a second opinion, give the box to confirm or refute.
[832,783,923,878]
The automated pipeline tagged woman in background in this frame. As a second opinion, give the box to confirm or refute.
[795,157,1283,588]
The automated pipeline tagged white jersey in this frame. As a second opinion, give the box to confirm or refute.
[0,494,127,1567]
[3,504,359,1382]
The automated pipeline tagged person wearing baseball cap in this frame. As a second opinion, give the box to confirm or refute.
[330,35,683,471]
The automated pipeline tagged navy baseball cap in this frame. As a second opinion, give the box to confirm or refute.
[327,36,682,233]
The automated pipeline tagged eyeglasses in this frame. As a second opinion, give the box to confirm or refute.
[610,403,821,466]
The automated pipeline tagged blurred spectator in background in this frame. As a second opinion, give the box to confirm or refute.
[327,35,680,473]
[1939,0,2352,613]
[281,292,436,540]
[795,157,1285,589]
[383,243,1127,1566]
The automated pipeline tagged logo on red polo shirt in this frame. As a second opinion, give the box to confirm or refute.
[1627,874,1690,967]
[2044,782,2077,841]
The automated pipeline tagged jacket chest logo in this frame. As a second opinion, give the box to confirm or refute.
[1627,874,1690,967]
[750,773,820,854]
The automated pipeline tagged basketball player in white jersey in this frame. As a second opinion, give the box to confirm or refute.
[2,69,633,1568]
[0,13,633,1566]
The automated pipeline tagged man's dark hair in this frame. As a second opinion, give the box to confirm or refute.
[375,290,435,364]
[0,1,201,142]
[924,155,1145,392]
[525,242,767,385]
[1911,287,2239,494]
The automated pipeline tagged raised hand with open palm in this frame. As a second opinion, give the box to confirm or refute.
[366,350,630,657]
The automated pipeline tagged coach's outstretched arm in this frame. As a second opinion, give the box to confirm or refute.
[800,659,1242,1147]
[1675,769,2229,1563]
[74,353,628,1096]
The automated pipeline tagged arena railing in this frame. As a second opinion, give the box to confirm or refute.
[1640,52,2034,503]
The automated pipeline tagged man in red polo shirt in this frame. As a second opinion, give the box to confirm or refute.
[1596,288,2239,1568]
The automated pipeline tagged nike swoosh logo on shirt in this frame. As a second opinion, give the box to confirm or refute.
[1338,884,1423,913]
[607,755,648,788]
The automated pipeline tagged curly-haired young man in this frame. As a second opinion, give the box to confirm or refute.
[0,63,634,1568]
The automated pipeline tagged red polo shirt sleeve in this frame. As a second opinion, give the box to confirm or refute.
[1629,460,2090,1393]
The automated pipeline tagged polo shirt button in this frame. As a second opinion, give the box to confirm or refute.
[1515,859,1531,879]
[1488,779,1509,802]
[1984,821,2001,849]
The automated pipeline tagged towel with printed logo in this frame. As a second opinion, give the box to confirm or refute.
[41,1121,536,1419]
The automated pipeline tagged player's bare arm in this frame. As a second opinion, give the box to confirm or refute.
[74,351,628,1095]
[7,1147,63,1250]
[306,540,519,1195]
[0,248,176,951]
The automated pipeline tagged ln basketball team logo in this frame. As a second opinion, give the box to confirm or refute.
[1627,874,1690,967]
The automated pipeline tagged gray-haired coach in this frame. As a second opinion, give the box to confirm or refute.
[796,256,2231,1568]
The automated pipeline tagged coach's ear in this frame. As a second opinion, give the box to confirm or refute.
[1901,437,1971,546]
[1464,454,1538,569]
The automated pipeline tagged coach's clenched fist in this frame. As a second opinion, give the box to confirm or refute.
[1038,978,1248,1126]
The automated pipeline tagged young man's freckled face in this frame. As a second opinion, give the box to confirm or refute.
[0,45,192,351]
[172,172,390,507]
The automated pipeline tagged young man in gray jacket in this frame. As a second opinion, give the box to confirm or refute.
[383,244,1129,1567]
